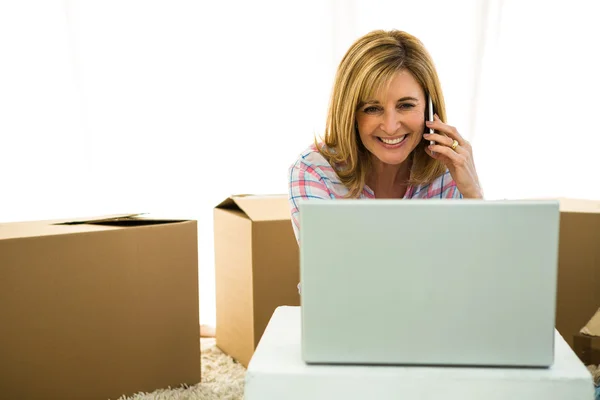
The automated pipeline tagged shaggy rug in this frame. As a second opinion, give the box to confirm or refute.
[113,339,600,400]
[117,338,246,400]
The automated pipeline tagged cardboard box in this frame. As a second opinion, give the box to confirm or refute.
[0,214,200,400]
[553,198,600,349]
[214,195,300,367]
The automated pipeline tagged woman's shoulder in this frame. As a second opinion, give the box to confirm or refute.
[289,142,339,180]
[408,169,462,199]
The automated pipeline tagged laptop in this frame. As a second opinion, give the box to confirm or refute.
[298,199,560,367]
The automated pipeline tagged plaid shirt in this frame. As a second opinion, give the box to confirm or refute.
[288,143,463,243]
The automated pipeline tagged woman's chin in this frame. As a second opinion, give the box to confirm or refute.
[372,151,410,166]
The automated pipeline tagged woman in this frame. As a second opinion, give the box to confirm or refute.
[288,29,483,243]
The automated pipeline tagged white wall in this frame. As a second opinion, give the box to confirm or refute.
[1,0,599,326]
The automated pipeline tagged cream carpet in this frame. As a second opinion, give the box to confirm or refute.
[114,339,600,400]
[117,338,245,400]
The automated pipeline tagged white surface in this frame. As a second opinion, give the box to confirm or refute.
[244,306,594,400]
[299,200,560,367]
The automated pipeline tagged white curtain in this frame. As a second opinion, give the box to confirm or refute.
[473,0,600,200]
[1,0,598,326]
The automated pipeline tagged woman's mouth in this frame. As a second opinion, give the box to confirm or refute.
[377,135,407,148]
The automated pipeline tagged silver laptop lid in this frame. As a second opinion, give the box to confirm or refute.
[298,199,560,366]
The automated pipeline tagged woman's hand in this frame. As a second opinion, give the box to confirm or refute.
[423,114,483,199]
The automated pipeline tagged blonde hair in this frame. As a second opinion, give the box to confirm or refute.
[316,29,448,198]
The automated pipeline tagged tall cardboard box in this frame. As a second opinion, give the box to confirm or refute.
[214,195,300,367]
[554,199,600,349]
[0,214,201,400]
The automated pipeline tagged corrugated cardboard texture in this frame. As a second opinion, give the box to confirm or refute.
[214,195,300,367]
[555,203,600,349]
[0,216,200,400]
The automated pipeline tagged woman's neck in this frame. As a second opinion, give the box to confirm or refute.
[366,158,411,199]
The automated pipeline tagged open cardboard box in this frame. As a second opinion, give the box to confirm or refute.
[0,213,200,400]
[214,194,300,367]
[551,198,600,351]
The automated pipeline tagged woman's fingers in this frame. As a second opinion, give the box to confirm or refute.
[427,143,468,166]
[423,132,452,147]
[423,133,468,155]
[425,114,466,145]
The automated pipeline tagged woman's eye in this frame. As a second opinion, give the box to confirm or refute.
[363,106,381,114]
[398,103,415,110]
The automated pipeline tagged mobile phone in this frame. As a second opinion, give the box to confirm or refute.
[427,94,434,146]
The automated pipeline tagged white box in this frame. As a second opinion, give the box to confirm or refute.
[244,306,595,400]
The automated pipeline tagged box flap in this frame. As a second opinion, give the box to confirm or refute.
[0,219,119,240]
[581,308,600,337]
[557,198,600,214]
[0,213,188,240]
[215,195,290,221]
[56,213,189,227]
[54,213,144,225]
[525,198,600,213]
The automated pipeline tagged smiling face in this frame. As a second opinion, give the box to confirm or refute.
[356,69,426,166]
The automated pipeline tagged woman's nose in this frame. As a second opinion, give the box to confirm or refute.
[380,111,399,135]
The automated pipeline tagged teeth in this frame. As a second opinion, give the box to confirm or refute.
[380,136,405,145]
